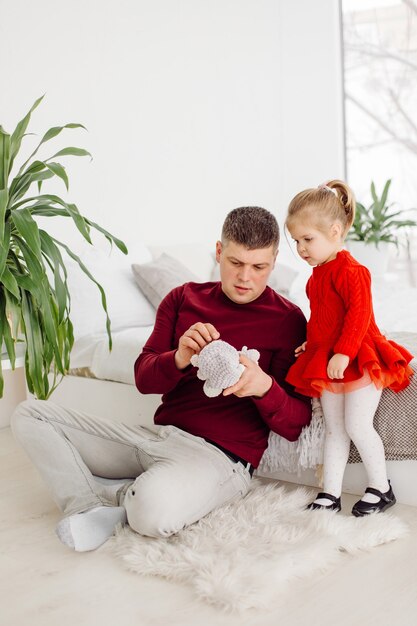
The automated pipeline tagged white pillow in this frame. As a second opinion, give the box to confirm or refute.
[148,243,216,282]
[132,253,199,309]
[210,261,299,297]
[268,264,299,296]
[65,241,156,340]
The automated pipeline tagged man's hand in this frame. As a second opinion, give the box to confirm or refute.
[223,354,273,398]
[327,353,349,379]
[175,322,220,370]
[295,341,307,357]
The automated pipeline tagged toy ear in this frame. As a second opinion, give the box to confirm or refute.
[240,346,260,363]
[190,354,199,367]
[203,382,222,397]
[246,349,260,363]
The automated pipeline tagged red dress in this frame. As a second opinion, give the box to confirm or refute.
[285,250,414,398]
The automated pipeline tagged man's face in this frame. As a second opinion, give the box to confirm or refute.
[216,240,277,304]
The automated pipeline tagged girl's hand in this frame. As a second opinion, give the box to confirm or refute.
[295,341,307,357]
[327,353,349,379]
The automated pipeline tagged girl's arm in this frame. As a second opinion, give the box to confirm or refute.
[332,265,373,361]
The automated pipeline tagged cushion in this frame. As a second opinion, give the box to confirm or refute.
[210,261,299,297]
[267,264,299,296]
[132,253,199,309]
[65,240,156,340]
[148,243,216,282]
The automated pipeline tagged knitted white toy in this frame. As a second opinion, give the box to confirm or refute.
[191,339,260,397]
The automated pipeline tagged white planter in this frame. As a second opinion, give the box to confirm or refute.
[347,241,391,277]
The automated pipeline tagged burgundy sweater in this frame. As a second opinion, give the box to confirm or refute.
[134,282,311,467]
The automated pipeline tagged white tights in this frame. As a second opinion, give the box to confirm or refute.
[315,384,389,506]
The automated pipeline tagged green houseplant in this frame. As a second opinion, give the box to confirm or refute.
[347,179,417,276]
[347,179,417,247]
[0,96,127,400]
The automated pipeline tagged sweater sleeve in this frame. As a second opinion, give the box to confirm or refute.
[252,307,312,441]
[333,265,373,360]
[134,287,190,394]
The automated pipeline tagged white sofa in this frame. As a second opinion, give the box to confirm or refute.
[47,239,417,506]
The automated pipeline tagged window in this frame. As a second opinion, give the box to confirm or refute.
[342,0,417,275]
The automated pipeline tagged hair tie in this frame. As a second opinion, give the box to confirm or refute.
[318,182,338,197]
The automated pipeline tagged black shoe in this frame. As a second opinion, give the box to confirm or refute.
[351,481,396,517]
[306,492,341,512]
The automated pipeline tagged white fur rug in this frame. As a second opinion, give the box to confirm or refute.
[109,480,408,612]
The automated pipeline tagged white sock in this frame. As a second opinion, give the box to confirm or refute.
[360,490,387,504]
[314,497,339,507]
[56,506,127,552]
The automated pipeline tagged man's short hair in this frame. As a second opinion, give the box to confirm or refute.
[221,207,280,251]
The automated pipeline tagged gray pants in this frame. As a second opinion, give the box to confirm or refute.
[11,400,252,537]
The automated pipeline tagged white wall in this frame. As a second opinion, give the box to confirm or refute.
[0,0,344,262]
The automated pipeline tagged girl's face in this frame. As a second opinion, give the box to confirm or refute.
[288,220,343,267]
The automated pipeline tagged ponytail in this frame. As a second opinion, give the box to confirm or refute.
[325,179,356,231]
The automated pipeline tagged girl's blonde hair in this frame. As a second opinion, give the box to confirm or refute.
[285,179,356,237]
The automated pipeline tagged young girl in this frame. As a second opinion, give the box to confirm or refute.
[285,180,413,516]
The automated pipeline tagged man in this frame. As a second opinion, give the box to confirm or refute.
[11,207,311,552]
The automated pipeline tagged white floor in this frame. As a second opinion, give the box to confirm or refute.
[2,425,417,626]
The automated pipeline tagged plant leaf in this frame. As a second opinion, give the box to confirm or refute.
[21,290,47,398]
[0,127,11,242]
[52,237,113,350]
[39,230,69,323]
[0,222,11,279]
[12,208,43,260]
[0,126,10,189]
[379,179,391,212]
[14,236,64,372]
[0,289,16,372]
[47,147,92,161]
[45,162,69,191]
[1,267,20,300]
[17,123,87,176]
[0,188,8,237]
[10,194,57,211]
[9,94,45,175]
[9,166,55,204]
[24,206,68,217]
[36,194,92,244]
[42,123,87,142]
[85,218,128,254]
[4,289,22,342]
[370,181,377,205]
